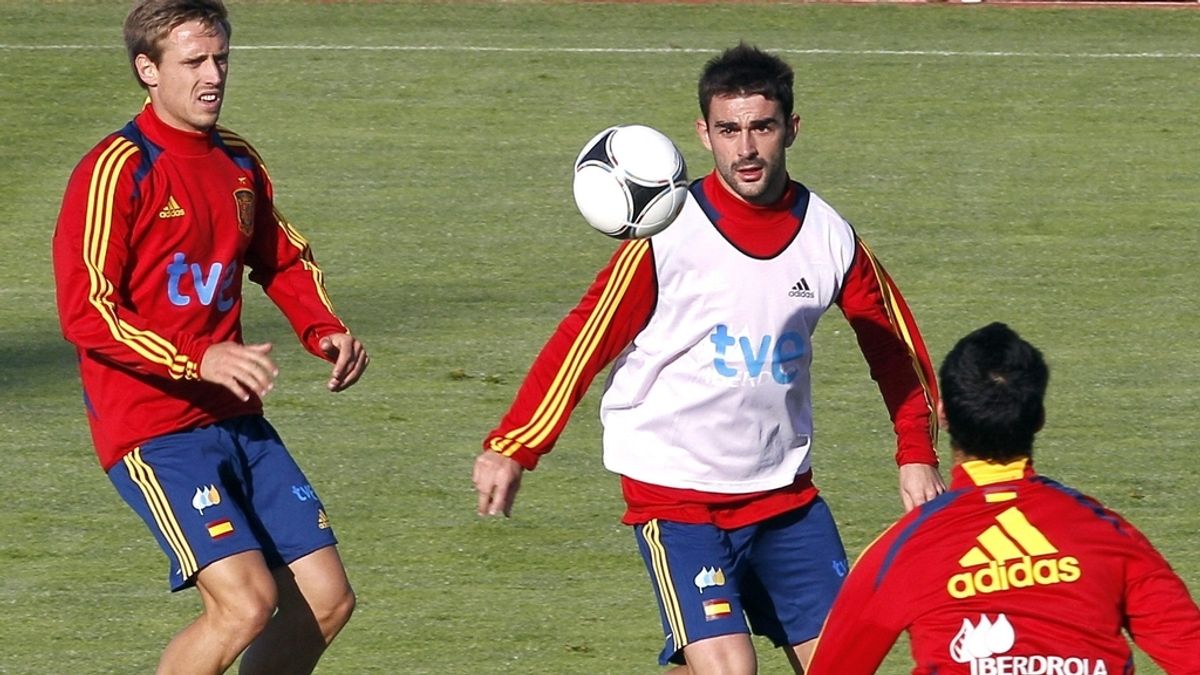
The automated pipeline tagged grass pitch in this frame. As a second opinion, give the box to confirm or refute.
[1,1,1197,672]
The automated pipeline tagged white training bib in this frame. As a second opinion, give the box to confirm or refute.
[600,187,857,492]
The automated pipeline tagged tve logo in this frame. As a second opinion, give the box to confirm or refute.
[166,253,238,310]
[291,484,319,502]
[710,324,807,384]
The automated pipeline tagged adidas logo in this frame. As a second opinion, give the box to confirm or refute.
[946,506,1081,599]
[317,508,331,530]
[158,195,186,219]
[788,278,814,298]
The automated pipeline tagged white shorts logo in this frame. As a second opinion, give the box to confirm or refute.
[693,566,726,592]
[950,614,1109,675]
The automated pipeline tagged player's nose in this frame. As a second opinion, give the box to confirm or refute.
[737,134,757,158]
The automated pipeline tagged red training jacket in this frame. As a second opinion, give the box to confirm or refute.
[53,103,348,470]
[807,459,1200,674]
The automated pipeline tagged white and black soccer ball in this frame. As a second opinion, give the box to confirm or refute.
[572,124,689,240]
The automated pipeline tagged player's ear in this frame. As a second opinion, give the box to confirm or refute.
[784,113,800,148]
[937,400,948,431]
[695,118,713,152]
[135,54,158,87]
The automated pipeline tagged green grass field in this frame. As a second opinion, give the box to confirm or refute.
[2,1,1197,672]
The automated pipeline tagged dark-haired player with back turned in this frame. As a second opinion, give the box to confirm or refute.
[807,322,1200,674]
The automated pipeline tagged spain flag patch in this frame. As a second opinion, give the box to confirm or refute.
[702,599,732,621]
[207,519,234,539]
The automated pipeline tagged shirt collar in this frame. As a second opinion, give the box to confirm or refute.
[701,172,798,228]
[951,458,1035,489]
[136,100,216,157]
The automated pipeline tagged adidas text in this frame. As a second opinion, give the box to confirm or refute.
[788,279,814,298]
[947,556,1080,599]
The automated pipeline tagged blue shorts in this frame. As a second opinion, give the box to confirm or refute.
[107,415,337,591]
[633,497,848,666]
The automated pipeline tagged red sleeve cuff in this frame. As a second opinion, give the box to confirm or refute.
[302,324,350,361]
[180,335,215,381]
[896,444,939,467]
[506,446,540,471]
[483,437,541,471]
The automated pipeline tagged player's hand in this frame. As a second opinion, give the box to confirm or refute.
[899,462,945,512]
[319,333,368,392]
[200,342,277,401]
[473,450,524,517]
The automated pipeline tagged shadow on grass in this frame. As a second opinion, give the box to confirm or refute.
[0,326,80,395]
[0,313,304,394]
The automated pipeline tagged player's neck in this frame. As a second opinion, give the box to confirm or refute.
[709,173,793,213]
[140,102,216,157]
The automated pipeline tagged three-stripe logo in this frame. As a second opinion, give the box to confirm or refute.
[158,195,186,219]
[946,506,1081,598]
[788,278,814,298]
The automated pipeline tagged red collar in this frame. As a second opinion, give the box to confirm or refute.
[700,173,803,257]
[701,172,797,229]
[136,102,216,157]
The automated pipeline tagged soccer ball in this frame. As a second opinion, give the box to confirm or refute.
[572,124,689,239]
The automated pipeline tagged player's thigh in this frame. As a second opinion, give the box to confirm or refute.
[230,416,338,568]
[634,519,752,667]
[741,498,849,647]
[107,429,264,590]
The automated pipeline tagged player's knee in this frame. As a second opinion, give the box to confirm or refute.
[317,584,356,637]
[236,596,277,640]
[213,584,277,640]
[680,634,757,675]
[295,579,355,642]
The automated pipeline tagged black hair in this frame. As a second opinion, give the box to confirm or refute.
[698,42,794,121]
[939,322,1049,462]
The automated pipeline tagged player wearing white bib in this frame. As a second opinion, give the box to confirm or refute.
[601,187,859,494]
[474,43,943,674]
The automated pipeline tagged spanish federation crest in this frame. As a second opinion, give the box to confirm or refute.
[234,188,255,236]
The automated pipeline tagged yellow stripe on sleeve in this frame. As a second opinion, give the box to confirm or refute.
[857,239,937,443]
[494,240,650,455]
[271,207,339,316]
[82,139,199,379]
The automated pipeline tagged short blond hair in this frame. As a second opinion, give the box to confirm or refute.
[123,0,231,88]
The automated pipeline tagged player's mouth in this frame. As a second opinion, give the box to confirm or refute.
[198,92,222,111]
[735,162,765,182]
